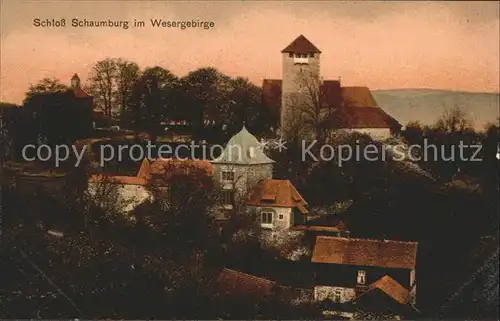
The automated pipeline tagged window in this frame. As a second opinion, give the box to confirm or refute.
[248,147,256,158]
[289,53,293,57]
[278,214,284,220]
[357,270,366,285]
[222,190,234,205]
[309,53,314,58]
[333,289,342,302]
[261,211,273,226]
[221,170,235,181]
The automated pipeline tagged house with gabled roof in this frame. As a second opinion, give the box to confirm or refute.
[311,236,418,307]
[246,179,309,231]
[213,268,277,299]
[263,35,401,140]
[87,157,213,214]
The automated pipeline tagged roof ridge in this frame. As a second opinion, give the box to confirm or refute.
[317,235,418,245]
[223,268,276,284]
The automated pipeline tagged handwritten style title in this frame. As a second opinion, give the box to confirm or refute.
[33,18,216,30]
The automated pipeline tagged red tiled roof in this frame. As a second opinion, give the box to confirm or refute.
[72,87,91,98]
[88,174,147,186]
[311,236,417,269]
[262,79,282,111]
[282,35,322,54]
[149,158,213,177]
[136,158,151,180]
[291,225,344,233]
[355,275,410,305]
[88,158,213,187]
[332,106,401,129]
[246,179,308,213]
[261,79,400,129]
[213,268,276,297]
[341,86,378,107]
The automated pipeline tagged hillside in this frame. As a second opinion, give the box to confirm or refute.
[372,89,499,131]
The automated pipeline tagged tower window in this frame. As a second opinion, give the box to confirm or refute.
[357,270,366,285]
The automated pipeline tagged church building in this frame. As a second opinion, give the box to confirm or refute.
[262,35,401,140]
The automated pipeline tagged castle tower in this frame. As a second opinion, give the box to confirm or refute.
[280,35,321,133]
[71,73,81,89]
[211,125,274,212]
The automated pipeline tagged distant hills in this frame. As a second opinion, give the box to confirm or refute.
[372,89,499,131]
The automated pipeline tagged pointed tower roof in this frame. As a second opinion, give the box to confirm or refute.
[72,73,80,80]
[211,125,275,165]
[281,35,321,54]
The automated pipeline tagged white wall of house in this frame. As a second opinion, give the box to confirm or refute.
[344,128,392,140]
[215,164,273,200]
[87,182,151,213]
[409,268,417,305]
[248,206,293,230]
[314,286,357,303]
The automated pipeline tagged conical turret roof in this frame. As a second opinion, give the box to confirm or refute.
[211,125,275,165]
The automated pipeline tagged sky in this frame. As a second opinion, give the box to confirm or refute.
[1,1,499,104]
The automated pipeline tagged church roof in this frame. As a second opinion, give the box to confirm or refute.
[211,125,275,165]
[261,79,400,129]
[71,73,80,80]
[281,35,322,54]
[72,87,91,98]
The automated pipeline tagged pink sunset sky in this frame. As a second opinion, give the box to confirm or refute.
[1,1,499,104]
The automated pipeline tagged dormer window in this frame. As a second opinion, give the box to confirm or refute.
[248,147,256,158]
[357,270,366,285]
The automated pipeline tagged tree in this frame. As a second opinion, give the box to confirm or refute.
[283,71,344,143]
[1,103,36,160]
[403,120,424,145]
[23,90,91,150]
[434,105,473,133]
[145,160,217,251]
[87,58,119,118]
[227,77,272,135]
[180,67,232,141]
[23,78,68,104]
[116,59,141,123]
[130,66,178,143]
